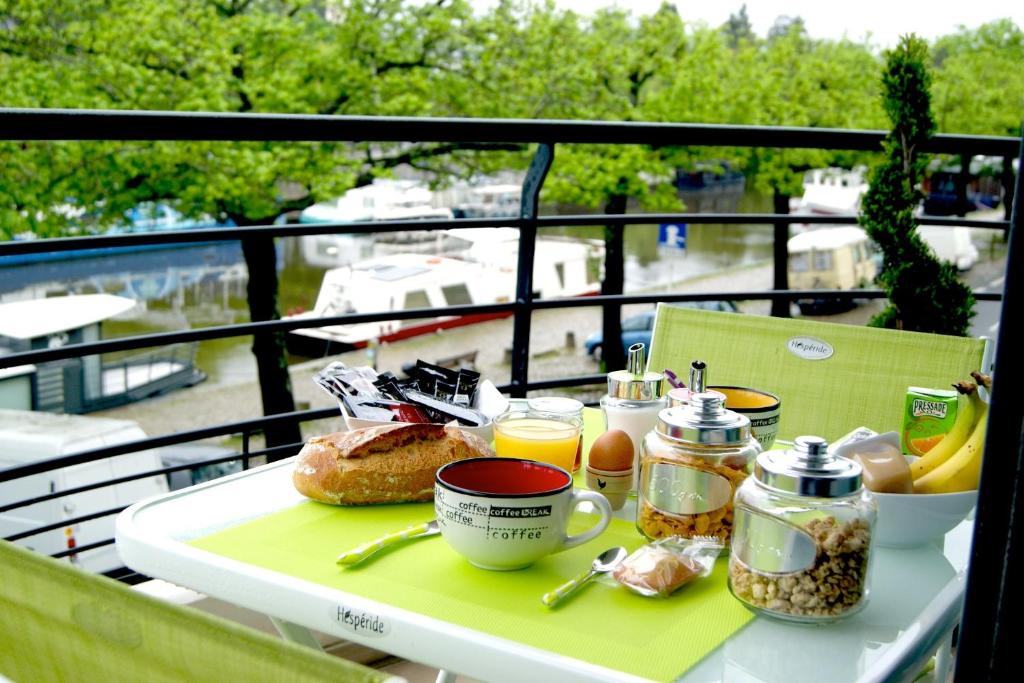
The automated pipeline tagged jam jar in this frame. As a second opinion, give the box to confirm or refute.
[637,393,761,543]
[729,436,877,623]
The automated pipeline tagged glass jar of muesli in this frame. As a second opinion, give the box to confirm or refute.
[636,393,761,544]
[729,435,877,622]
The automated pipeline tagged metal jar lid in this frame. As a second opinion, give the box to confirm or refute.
[607,343,666,401]
[655,392,751,445]
[528,396,584,416]
[754,435,863,498]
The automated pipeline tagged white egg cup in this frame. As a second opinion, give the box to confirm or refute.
[585,466,633,511]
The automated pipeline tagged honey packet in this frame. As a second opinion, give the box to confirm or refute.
[608,536,723,598]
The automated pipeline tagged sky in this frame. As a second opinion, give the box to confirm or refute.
[538,1,1023,48]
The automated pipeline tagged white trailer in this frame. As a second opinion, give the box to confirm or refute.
[0,410,169,573]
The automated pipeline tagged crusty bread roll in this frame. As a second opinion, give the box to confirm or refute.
[293,422,493,505]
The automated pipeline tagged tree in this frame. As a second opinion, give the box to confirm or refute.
[723,4,754,49]
[859,35,974,335]
[702,26,883,315]
[0,0,483,450]
[931,19,1024,136]
[545,4,687,369]
[767,15,806,43]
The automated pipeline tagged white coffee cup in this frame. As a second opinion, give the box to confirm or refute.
[434,457,612,570]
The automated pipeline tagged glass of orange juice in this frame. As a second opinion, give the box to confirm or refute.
[492,411,583,472]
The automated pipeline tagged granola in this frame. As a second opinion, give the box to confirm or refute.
[729,516,871,619]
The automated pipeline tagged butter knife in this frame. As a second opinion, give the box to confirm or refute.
[336,520,440,566]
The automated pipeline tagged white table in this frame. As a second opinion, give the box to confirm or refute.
[116,457,971,683]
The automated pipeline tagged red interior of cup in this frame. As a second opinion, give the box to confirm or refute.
[437,458,571,496]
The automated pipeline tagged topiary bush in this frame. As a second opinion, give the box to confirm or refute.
[859,35,975,336]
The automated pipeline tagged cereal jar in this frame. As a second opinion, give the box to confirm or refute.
[729,436,877,622]
[637,393,760,544]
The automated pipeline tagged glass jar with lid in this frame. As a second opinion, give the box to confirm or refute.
[636,392,761,544]
[728,435,877,622]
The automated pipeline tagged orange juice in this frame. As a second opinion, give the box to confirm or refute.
[493,416,580,472]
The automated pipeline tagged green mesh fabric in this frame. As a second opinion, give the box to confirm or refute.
[647,306,987,442]
[190,502,752,682]
[0,541,392,683]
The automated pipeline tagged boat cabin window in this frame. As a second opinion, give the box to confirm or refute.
[789,252,810,273]
[403,289,431,310]
[441,284,473,307]
[813,250,833,272]
[855,243,867,263]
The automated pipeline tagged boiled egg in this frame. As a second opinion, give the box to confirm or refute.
[588,429,635,471]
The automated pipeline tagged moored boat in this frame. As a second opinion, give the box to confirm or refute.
[0,203,236,267]
[0,294,205,413]
[284,234,601,356]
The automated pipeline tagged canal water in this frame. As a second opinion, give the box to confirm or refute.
[0,187,774,390]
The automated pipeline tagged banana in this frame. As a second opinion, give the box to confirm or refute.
[913,398,988,494]
[909,381,979,481]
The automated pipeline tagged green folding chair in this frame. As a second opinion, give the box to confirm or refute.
[646,305,989,442]
[0,541,401,683]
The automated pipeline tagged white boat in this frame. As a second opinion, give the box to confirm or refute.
[297,180,454,268]
[791,167,979,271]
[0,294,205,413]
[787,226,878,314]
[284,234,601,355]
[452,184,521,218]
[791,167,869,219]
[444,228,602,299]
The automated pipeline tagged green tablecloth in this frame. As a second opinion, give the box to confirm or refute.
[191,409,753,682]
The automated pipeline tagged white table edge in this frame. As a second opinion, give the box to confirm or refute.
[114,458,972,683]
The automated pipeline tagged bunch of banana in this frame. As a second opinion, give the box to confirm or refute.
[912,372,991,494]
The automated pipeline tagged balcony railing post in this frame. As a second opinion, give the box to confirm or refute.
[509,143,554,397]
[1003,154,1016,225]
[601,194,627,371]
[771,190,792,318]
[955,132,1024,682]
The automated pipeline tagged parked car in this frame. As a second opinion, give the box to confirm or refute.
[583,301,738,361]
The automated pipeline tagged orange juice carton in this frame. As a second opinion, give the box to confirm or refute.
[902,387,958,456]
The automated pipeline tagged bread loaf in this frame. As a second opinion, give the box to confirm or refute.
[293,422,493,505]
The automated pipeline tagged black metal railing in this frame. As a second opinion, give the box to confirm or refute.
[1,109,1021,677]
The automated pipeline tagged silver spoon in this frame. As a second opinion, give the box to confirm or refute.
[541,546,628,607]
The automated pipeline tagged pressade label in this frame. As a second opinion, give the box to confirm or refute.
[331,604,390,637]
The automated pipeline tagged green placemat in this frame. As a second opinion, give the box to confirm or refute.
[192,499,752,682]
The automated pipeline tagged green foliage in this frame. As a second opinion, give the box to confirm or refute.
[1,1,1019,233]
[0,0,484,237]
[859,36,974,336]
[931,19,1024,136]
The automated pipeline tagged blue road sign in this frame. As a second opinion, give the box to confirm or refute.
[659,223,687,249]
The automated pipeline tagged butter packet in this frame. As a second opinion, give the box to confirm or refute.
[608,536,723,598]
[829,426,878,454]
[902,387,958,456]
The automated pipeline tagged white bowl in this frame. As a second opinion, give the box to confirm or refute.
[872,489,977,548]
[829,431,977,547]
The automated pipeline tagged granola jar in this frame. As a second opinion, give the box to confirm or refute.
[636,393,761,544]
[729,436,877,623]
